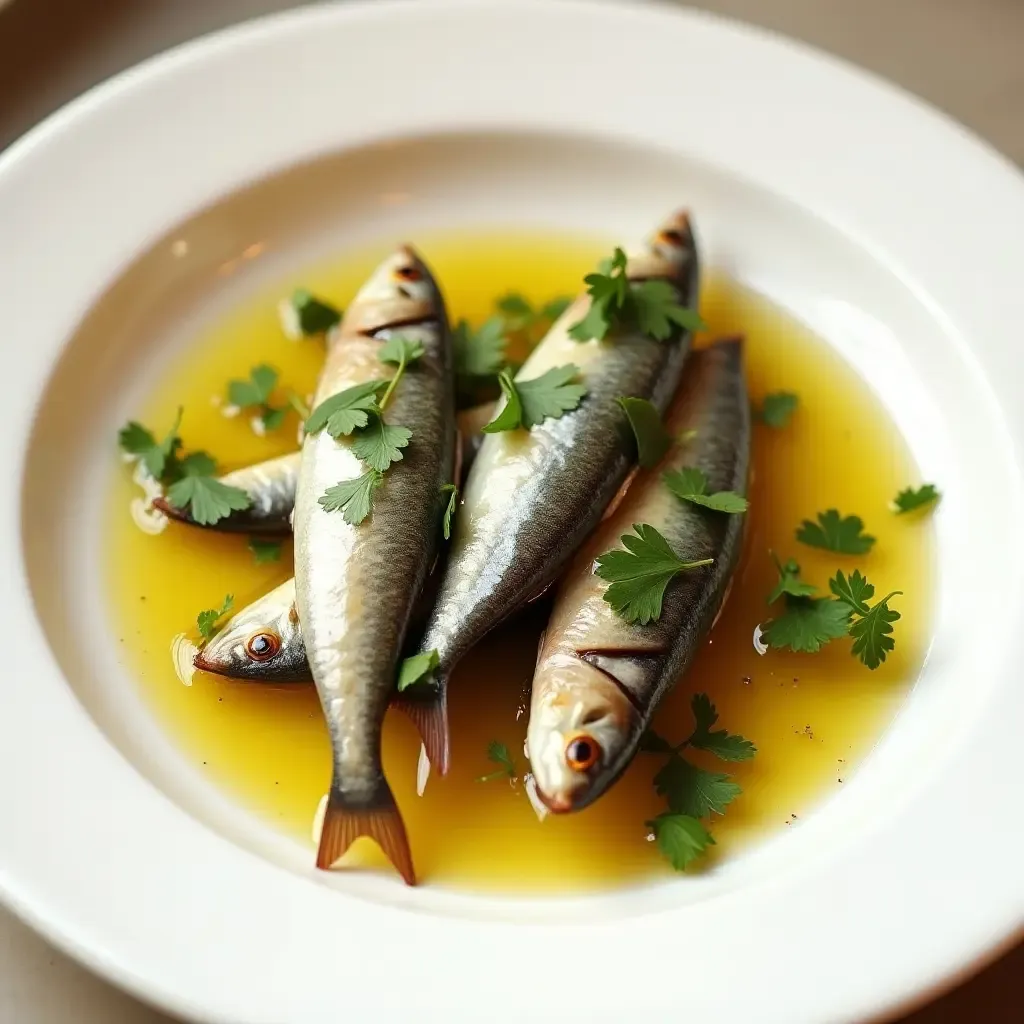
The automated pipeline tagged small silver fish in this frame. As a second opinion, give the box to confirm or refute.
[294,245,455,884]
[154,452,299,534]
[193,579,307,683]
[527,338,750,812]
[408,211,700,775]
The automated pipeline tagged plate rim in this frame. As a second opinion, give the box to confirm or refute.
[1,1,1023,1022]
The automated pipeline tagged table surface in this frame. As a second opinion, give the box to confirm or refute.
[1,0,1022,1021]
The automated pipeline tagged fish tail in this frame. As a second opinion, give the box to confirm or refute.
[392,684,450,776]
[316,775,416,885]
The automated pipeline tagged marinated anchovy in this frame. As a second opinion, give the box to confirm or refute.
[409,211,700,774]
[527,339,750,812]
[154,452,299,534]
[293,246,455,884]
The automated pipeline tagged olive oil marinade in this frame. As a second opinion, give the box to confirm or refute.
[106,230,933,891]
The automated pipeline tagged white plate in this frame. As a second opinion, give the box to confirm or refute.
[1,1,1023,1021]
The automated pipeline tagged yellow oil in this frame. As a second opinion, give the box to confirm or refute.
[105,230,934,891]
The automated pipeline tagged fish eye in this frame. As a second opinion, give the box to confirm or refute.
[564,733,601,772]
[245,631,280,661]
[658,228,685,246]
[395,265,421,282]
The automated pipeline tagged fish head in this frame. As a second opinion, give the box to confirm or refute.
[193,581,306,683]
[343,245,441,335]
[628,209,697,280]
[527,652,641,813]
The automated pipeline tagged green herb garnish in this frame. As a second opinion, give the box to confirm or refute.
[350,418,411,471]
[757,392,799,428]
[197,594,234,641]
[281,288,341,337]
[227,364,291,432]
[761,557,852,654]
[663,466,748,513]
[643,694,755,871]
[796,509,875,555]
[305,381,386,439]
[829,570,902,669]
[166,471,252,527]
[453,317,507,380]
[118,408,183,481]
[617,397,671,468]
[595,523,714,625]
[476,740,517,782]
[317,469,382,525]
[441,484,458,540]
[377,335,425,411]
[568,247,704,342]
[397,648,440,691]
[892,484,940,515]
[248,537,282,565]
[481,365,586,433]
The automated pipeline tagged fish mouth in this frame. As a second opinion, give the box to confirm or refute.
[533,785,576,814]
[192,651,228,677]
[364,313,439,337]
[151,496,186,520]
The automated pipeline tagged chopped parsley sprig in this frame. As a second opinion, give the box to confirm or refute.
[644,694,756,871]
[568,248,704,343]
[595,524,713,625]
[481,364,586,433]
[118,410,252,526]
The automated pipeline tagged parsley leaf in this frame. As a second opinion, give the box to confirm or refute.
[796,509,876,555]
[688,693,757,761]
[378,335,425,367]
[476,740,518,782]
[663,466,748,514]
[617,396,671,468]
[481,365,586,432]
[177,450,217,479]
[281,288,342,337]
[318,469,382,525]
[830,570,902,669]
[594,523,714,625]
[828,568,873,615]
[761,597,852,654]
[647,813,714,871]
[766,555,819,604]
[893,484,941,515]
[350,416,411,471]
[248,537,282,565]
[397,648,440,691]
[568,247,704,342]
[376,335,424,411]
[228,364,276,408]
[639,729,676,754]
[453,317,507,379]
[305,381,385,438]
[569,248,631,341]
[480,370,523,433]
[758,392,799,428]
[118,408,182,481]
[848,593,901,669]
[441,483,458,540]
[166,474,252,526]
[654,755,742,817]
[630,279,705,340]
[197,594,233,641]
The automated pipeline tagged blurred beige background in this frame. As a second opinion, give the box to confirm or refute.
[0,1,1021,1021]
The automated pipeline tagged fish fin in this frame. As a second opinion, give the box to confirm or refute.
[316,776,416,885]
[392,685,450,776]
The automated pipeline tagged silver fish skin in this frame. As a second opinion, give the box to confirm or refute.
[154,452,299,535]
[193,578,306,683]
[412,210,700,774]
[527,338,750,813]
[156,403,491,536]
[293,245,455,884]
